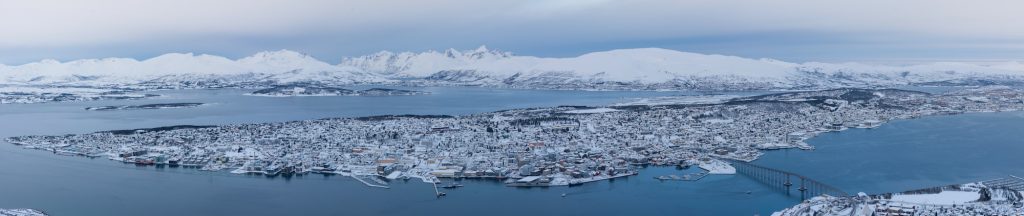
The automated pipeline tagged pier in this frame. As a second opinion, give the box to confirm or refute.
[351,175,390,189]
[431,181,446,197]
[655,171,708,181]
[728,160,849,200]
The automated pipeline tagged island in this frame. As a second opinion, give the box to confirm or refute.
[247,84,429,97]
[356,88,431,96]
[7,87,1024,188]
[84,103,204,111]
[0,209,47,216]
[0,86,158,104]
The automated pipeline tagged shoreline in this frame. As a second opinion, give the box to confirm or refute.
[0,82,973,105]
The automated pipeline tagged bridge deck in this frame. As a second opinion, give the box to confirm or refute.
[727,159,850,199]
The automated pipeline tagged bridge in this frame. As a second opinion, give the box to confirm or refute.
[727,160,850,200]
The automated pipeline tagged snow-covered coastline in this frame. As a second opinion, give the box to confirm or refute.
[0,85,156,104]
[0,209,47,216]
[773,177,1024,216]
[245,84,430,97]
[84,103,204,111]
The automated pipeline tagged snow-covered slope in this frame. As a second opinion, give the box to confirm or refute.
[0,50,381,88]
[342,46,808,89]
[342,46,1024,89]
[797,61,1024,86]
[348,46,735,79]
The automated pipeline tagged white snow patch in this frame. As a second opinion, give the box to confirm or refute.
[891,191,980,205]
[699,160,736,174]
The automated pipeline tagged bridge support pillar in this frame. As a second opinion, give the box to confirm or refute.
[798,178,807,200]
[783,174,792,196]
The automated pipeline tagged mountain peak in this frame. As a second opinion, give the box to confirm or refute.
[239,49,326,66]
[466,45,511,59]
[38,59,62,64]
[474,45,489,53]
[443,48,462,58]
[247,49,308,59]
[146,52,196,61]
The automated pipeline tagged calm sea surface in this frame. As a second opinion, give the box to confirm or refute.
[0,87,1020,216]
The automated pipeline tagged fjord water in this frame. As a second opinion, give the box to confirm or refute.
[0,87,1021,216]
[754,111,1024,194]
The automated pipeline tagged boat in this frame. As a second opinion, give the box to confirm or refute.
[133,157,155,165]
[263,163,282,176]
[280,166,295,177]
[441,183,463,189]
[310,166,336,174]
[167,158,180,167]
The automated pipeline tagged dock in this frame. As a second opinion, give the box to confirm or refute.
[351,175,390,189]
[432,181,446,197]
[655,171,708,181]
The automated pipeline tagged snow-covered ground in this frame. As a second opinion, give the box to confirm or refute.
[890,190,980,205]
[698,160,736,174]
[0,86,109,94]
[774,178,1024,216]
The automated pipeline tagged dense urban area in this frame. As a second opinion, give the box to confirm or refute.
[7,87,1024,190]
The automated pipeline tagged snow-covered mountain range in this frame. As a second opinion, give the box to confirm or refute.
[2,46,1023,90]
[0,50,381,88]
[340,46,1024,90]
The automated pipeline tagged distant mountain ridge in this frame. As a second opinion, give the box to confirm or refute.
[0,50,382,88]
[2,47,1023,90]
[340,46,1024,90]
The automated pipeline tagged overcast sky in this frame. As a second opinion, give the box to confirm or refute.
[1,0,1023,64]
